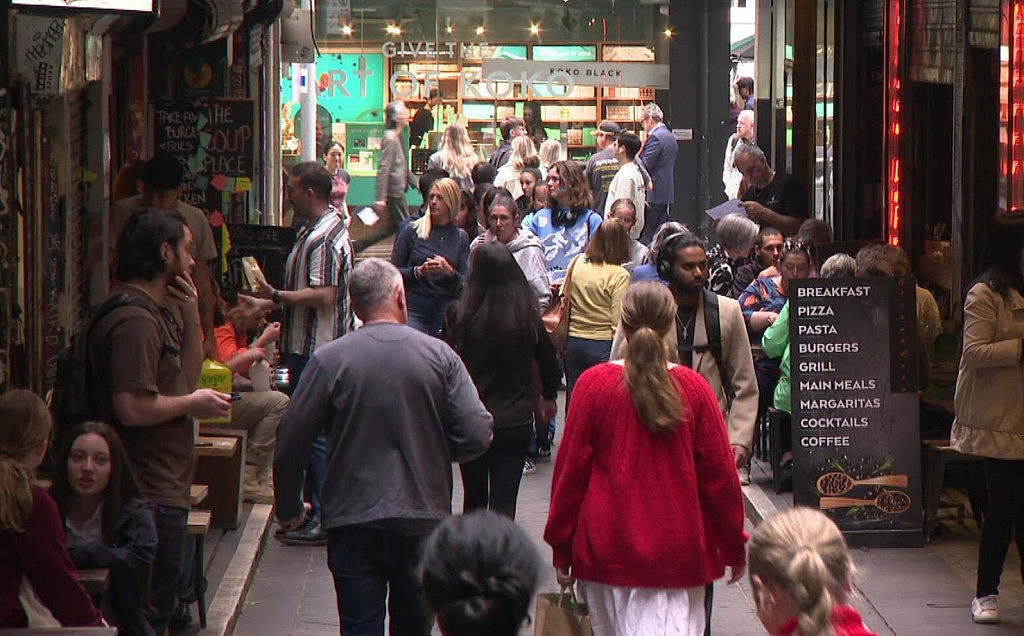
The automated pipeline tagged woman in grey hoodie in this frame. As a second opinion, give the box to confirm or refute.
[471,188,552,313]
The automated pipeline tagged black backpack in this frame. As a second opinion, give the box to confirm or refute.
[679,290,735,401]
[50,293,161,440]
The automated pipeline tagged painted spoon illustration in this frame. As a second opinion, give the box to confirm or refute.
[819,490,912,514]
[816,472,909,496]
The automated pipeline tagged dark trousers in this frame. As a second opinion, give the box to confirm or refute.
[755,365,786,455]
[387,196,410,225]
[976,458,1024,597]
[459,425,532,519]
[327,525,431,636]
[146,504,189,635]
[565,336,613,409]
[282,352,327,518]
[640,202,670,245]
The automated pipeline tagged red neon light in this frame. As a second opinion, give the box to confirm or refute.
[1007,1,1024,211]
[886,0,903,244]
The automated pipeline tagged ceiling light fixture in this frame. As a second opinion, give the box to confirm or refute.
[475,25,486,36]
[529,23,540,35]
[342,24,353,36]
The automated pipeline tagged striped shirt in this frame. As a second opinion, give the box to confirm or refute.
[281,209,352,357]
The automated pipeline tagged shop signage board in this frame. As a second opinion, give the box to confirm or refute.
[152,99,255,224]
[282,53,386,126]
[789,277,922,548]
[222,224,296,293]
[482,59,670,89]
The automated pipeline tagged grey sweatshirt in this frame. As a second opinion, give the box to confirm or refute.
[273,322,494,535]
[471,229,553,312]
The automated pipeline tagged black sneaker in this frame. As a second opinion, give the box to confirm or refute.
[535,446,552,462]
[277,518,327,546]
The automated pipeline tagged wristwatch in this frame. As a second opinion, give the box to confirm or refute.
[272,290,282,305]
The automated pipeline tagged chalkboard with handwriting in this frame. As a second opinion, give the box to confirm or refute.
[152,100,255,224]
[222,223,297,293]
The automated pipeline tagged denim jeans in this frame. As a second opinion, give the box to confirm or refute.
[564,336,613,409]
[405,293,451,337]
[459,425,532,519]
[977,458,1024,597]
[326,525,432,636]
[146,504,189,635]
[282,352,326,518]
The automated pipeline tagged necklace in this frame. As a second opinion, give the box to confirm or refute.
[676,305,697,341]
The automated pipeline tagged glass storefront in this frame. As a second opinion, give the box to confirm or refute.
[279,0,666,214]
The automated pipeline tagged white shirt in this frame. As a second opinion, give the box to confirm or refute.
[605,162,646,240]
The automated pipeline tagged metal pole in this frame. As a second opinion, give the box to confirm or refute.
[299,0,317,162]
[265,21,282,225]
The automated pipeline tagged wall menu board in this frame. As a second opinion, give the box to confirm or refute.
[222,224,296,293]
[152,100,255,224]
[789,277,922,548]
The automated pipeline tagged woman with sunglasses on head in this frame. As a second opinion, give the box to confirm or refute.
[50,421,158,635]
[738,238,813,471]
[0,390,105,629]
[390,177,471,336]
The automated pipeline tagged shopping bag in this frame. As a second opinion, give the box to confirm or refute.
[534,583,592,636]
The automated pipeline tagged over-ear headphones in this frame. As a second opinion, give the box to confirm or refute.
[656,231,690,280]
[552,206,578,228]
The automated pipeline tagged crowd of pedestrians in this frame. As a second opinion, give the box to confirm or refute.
[20,97,1024,636]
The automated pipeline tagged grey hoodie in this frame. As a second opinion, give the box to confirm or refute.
[471,229,553,312]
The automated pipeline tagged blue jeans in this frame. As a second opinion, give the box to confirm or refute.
[146,504,189,635]
[326,525,431,636]
[406,293,451,337]
[282,352,326,518]
[565,336,613,409]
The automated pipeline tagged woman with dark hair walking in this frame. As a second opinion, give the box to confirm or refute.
[951,213,1024,624]
[444,242,561,518]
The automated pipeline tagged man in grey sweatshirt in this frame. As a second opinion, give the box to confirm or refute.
[274,258,493,635]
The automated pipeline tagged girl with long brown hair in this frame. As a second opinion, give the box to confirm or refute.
[545,283,746,635]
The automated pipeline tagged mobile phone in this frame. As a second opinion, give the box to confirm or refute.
[229,392,242,402]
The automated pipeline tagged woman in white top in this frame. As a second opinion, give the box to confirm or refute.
[494,136,537,200]
[427,122,478,190]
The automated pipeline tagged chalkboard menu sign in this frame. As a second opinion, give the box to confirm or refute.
[152,99,255,224]
[222,223,296,292]
[789,277,922,548]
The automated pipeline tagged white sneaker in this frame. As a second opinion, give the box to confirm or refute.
[738,464,751,486]
[971,595,1000,623]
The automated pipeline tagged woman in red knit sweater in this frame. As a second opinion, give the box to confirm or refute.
[544,282,746,635]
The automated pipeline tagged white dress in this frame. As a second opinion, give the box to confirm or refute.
[582,581,706,636]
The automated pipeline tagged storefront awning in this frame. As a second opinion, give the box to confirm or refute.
[731,34,754,60]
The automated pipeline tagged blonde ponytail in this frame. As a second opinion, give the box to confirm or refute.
[0,389,54,532]
[748,508,856,636]
[620,282,686,432]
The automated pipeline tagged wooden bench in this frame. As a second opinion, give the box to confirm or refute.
[194,431,246,529]
[76,568,109,596]
[921,439,982,542]
[190,484,209,506]
[187,509,212,629]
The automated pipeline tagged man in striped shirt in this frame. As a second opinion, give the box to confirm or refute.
[247,161,352,544]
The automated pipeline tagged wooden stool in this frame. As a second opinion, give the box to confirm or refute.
[187,509,212,629]
[921,439,982,542]
[194,431,246,529]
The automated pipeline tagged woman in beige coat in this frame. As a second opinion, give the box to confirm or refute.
[950,213,1024,625]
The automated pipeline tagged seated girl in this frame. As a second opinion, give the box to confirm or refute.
[50,421,157,635]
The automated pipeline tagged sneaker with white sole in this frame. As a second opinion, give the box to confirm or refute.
[523,459,537,475]
[971,595,1000,623]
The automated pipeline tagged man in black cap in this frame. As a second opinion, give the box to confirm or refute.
[584,120,622,214]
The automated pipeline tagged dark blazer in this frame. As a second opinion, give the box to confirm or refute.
[639,123,679,205]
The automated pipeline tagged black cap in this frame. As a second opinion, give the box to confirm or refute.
[598,120,621,134]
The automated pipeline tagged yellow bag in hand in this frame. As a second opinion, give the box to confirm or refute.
[196,359,232,425]
[534,584,592,636]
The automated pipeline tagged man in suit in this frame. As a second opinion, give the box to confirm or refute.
[639,102,679,244]
[373,101,417,224]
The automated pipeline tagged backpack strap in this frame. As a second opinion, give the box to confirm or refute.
[693,290,735,401]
